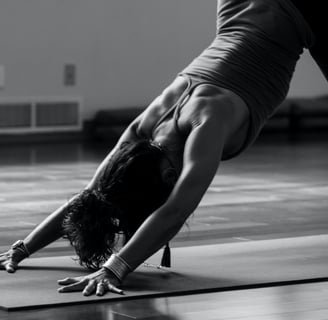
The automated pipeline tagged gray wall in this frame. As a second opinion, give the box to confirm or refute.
[0,0,326,121]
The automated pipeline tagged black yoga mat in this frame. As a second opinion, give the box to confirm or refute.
[1,235,327,311]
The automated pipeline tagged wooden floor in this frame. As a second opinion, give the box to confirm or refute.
[0,133,327,319]
[2,282,328,320]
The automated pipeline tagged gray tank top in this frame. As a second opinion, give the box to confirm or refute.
[180,0,315,152]
[151,75,214,139]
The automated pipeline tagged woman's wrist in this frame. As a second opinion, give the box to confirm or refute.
[8,240,30,266]
[102,254,132,283]
[11,240,30,258]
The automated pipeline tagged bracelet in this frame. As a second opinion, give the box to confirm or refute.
[102,254,132,282]
[11,240,30,257]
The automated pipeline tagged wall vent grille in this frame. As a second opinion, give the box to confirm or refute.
[0,103,32,128]
[0,97,82,133]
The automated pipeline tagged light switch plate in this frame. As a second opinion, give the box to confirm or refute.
[0,65,5,89]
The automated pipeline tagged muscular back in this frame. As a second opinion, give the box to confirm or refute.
[137,76,250,163]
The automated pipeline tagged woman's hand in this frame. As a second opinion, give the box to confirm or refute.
[0,246,28,273]
[57,268,124,296]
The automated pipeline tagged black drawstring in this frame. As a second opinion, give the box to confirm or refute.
[160,243,171,268]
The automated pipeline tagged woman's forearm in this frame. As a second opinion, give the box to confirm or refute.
[23,195,78,255]
[118,205,186,271]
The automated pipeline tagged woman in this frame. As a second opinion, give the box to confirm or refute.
[1,0,327,296]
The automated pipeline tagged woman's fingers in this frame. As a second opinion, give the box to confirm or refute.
[0,258,7,269]
[95,281,124,296]
[57,277,78,285]
[58,278,88,293]
[0,252,8,259]
[96,282,106,296]
[1,251,24,273]
[57,273,124,296]
[82,279,97,296]
[106,282,124,295]
[0,252,15,272]
[5,261,17,273]
[0,256,17,273]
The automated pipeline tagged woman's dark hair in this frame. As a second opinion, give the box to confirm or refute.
[62,140,175,270]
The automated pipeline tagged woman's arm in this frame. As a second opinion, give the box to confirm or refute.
[25,120,141,253]
[22,195,77,255]
[57,110,229,295]
[0,116,142,272]
[118,115,228,269]
[25,116,143,253]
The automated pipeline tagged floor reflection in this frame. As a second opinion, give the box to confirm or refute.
[0,141,113,166]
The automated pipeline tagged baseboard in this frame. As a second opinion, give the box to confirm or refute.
[0,130,85,145]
